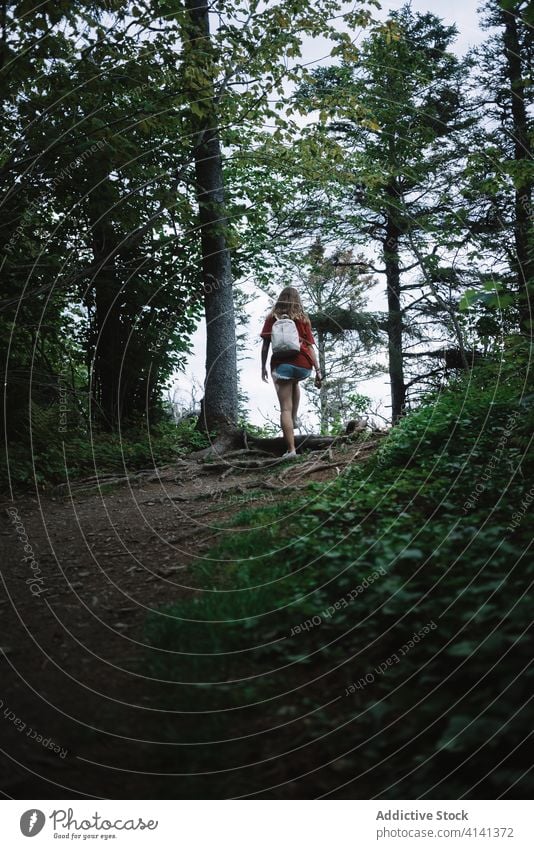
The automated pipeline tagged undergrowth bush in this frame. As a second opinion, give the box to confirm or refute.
[1,411,210,491]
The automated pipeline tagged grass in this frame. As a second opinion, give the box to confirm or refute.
[143,348,534,798]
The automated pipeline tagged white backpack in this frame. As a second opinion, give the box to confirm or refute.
[271,313,301,356]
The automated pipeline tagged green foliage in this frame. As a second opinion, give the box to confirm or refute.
[1,409,209,492]
[145,351,533,798]
[376,358,530,469]
[459,279,516,312]
[1,0,206,436]
[328,392,372,435]
[238,419,280,439]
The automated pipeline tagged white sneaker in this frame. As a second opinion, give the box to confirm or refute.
[282,450,297,459]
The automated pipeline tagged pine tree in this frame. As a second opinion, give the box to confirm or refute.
[474,0,533,331]
[295,239,381,432]
[296,5,475,422]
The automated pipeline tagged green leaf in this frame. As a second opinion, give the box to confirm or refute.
[447,641,477,657]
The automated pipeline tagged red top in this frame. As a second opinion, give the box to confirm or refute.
[260,315,316,370]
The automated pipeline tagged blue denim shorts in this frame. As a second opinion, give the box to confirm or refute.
[272,363,312,381]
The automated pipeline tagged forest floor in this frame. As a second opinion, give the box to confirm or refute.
[0,434,383,799]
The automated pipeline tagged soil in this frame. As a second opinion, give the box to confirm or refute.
[0,438,381,799]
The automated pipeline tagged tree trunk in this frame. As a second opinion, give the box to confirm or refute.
[384,199,405,425]
[316,328,328,432]
[90,214,124,429]
[501,5,533,331]
[183,0,239,434]
[244,432,364,455]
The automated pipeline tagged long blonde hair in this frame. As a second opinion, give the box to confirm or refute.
[268,286,310,325]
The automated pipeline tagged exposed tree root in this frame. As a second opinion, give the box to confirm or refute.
[190,420,380,461]
[51,427,386,496]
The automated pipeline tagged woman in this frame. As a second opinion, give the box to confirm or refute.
[260,286,322,458]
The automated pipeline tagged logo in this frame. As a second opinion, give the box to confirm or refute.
[20,810,46,837]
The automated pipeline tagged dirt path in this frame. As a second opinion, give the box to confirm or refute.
[0,439,380,798]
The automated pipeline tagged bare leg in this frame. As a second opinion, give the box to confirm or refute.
[292,381,301,425]
[274,379,296,452]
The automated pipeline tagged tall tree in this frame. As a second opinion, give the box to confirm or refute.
[181,0,239,434]
[1,2,205,432]
[1,0,379,452]
[296,6,475,423]
[284,239,381,432]
[175,0,377,436]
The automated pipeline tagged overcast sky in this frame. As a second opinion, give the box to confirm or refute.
[170,0,488,429]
